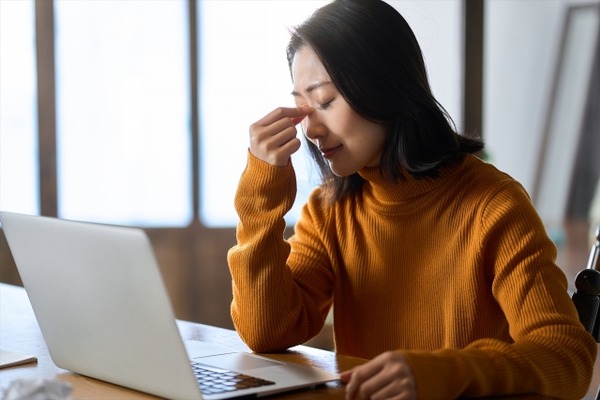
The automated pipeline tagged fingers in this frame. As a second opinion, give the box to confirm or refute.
[339,369,354,383]
[290,112,309,126]
[250,122,300,167]
[254,105,312,127]
[356,373,415,400]
[343,352,416,400]
[249,106,313,167]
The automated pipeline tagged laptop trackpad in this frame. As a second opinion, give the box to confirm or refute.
[196,353,284,371]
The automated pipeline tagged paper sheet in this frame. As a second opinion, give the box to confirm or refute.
[0,350,37,369]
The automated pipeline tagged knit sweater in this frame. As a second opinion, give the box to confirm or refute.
[227,152,597,399]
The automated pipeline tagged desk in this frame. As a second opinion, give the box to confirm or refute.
[0,283,598,400]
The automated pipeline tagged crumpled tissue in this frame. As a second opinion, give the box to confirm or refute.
[1,378,72,400]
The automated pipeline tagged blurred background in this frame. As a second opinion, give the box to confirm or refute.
[1,0,599,333]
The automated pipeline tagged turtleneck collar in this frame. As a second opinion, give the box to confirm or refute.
[356,156,470,211]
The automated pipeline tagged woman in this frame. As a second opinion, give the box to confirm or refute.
[227,1,597,398]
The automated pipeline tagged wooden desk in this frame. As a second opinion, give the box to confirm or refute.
[0,283,361,399]
[0,283,598,400]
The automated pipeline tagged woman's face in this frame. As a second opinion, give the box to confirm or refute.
[291,46,387,177]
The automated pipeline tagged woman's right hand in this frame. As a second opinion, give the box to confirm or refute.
[341,351,416,400]
[249,105,313,167]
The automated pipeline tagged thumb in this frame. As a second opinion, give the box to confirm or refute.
[339,369,354,383]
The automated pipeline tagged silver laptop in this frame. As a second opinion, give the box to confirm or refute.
[0,211,338,400]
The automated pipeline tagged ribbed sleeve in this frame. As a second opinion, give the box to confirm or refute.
[227,152,333,352]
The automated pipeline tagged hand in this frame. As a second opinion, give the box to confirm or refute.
[249,106,313,167]
[340,351,416,400]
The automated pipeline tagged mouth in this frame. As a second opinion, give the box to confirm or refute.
[320,145,342,159]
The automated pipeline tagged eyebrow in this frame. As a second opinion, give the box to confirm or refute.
[291,81,333,97]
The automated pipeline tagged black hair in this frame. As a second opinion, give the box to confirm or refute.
[286,0,484,203]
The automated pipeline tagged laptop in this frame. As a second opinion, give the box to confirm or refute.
[0,211,338,399]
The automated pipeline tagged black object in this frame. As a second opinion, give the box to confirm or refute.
[572,226,600,342]
[573,269,600,335]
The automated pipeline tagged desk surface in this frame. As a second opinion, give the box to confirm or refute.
[0,283,598,400]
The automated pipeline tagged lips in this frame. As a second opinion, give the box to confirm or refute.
[320,145,342,159]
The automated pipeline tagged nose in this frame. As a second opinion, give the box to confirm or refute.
[302,112,326,143]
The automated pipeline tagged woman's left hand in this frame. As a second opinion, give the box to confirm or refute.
[340,351,416,400]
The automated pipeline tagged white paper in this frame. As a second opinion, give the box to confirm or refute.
[0,350,37,369]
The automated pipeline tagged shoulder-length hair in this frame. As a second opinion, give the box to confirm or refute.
[286,0,484,203]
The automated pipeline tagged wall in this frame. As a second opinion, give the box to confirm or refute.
[483,0,599,226]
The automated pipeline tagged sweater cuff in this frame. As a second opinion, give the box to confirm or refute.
[244,151,295,188]
[234,151,297,216]
[402,350,470,400]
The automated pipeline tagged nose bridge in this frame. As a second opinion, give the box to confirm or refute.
[303,111,323,140]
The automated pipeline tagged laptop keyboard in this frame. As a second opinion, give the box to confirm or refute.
[191,362,276,395]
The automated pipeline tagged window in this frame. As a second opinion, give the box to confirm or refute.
[54,0,192,226]
[0,0,39,215]
[198,1,328,227]
[1,0,462,228]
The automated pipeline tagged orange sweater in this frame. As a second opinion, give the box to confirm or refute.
[228,152,597,399]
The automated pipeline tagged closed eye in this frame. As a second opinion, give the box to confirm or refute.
[317,101,332,111]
